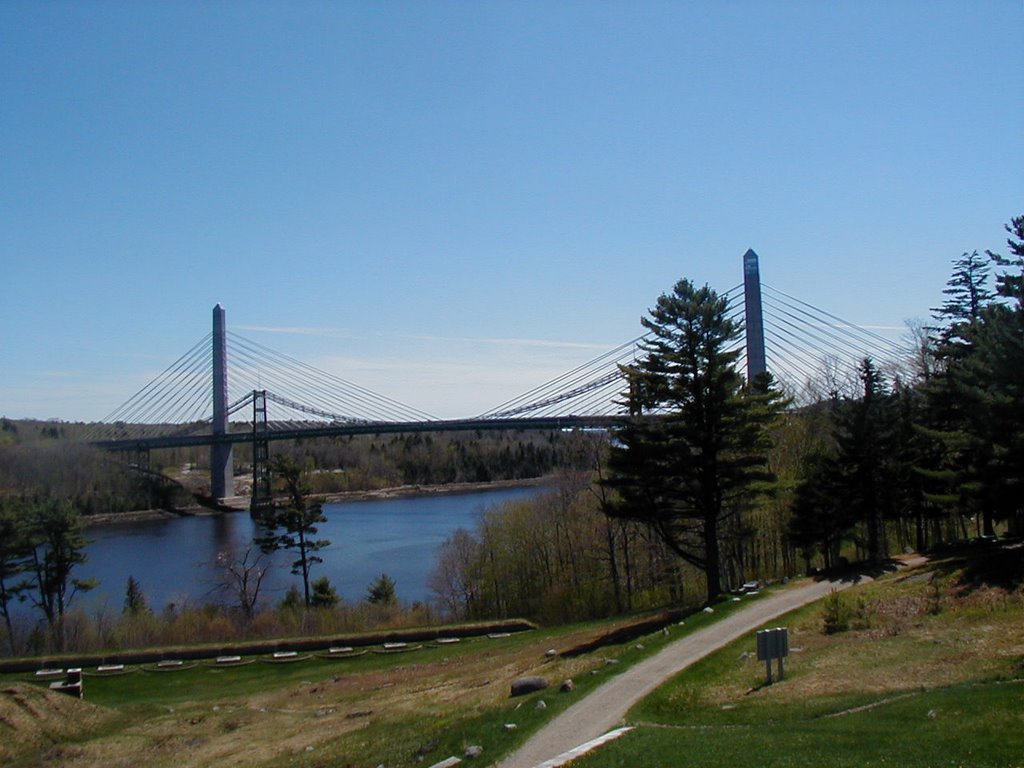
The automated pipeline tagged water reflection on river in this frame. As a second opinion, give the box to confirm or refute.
[76,484,545,613]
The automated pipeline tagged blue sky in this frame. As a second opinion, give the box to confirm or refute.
[2,1,1021,421]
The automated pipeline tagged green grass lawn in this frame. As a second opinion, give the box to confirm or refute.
[571,556,1024,768]
[572,680,1024,768]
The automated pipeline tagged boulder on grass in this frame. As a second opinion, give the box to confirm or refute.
[510,676,549,697]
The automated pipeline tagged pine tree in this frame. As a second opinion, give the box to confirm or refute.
[310,576,340,608]
[365,573,397,605]
[890,381,939,551]
[123,575,150,615]
[919,215,1024,539]
[963,306,1024,534]
[25,498,96,649]
[975,216,1024,534]
[0,500,31,655]
[988,215,1024,308]
[920,249,997,536]
[830,359,898,561]
[256,456,330,607]
[930,250,993,349]
[788,447,851,570]
[603,279,786,602]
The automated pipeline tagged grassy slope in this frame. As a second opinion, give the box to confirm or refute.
[0,596,758,768]
[572,546,1024,768]
[4,547,1021,768]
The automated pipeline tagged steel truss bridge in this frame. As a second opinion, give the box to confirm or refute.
[84,250,910,510]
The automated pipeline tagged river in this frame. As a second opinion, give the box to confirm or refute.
[70,484,546,615]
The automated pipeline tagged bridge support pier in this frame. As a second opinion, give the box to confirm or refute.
[211,304,234,500]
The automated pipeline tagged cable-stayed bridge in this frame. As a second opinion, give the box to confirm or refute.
[85,250,910,507]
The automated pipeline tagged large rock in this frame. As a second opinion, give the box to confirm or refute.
[510,676,549,697]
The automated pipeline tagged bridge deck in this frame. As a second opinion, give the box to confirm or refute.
[92,416,623,451]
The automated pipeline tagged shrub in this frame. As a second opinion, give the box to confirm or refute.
[822,590,852,634]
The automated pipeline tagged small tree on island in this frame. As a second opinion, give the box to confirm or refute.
[255,456,330,608]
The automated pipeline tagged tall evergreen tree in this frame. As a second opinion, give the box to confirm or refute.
[256,456,330,607]
[603,279,786,602]
[831,359,898,560]
[920,249,998,536]
[918,215,1024,539]
[890,380,939,551]
[988,214,1024,308]
[970,216,1024,534]
[962,305,1024,534]
[25,498,96,649]
[787,446,851,570]
[0,500,31,655]
[930,250,993,350]
[791,360,926,565]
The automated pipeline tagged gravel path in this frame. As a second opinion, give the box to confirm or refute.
[493,574,864,768]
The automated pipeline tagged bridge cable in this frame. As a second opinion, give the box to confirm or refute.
[226,332,436,422]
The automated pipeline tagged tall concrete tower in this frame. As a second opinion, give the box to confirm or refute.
[211,304,233,499]
[742,249,767,385]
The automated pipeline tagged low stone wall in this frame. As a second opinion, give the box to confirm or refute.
[0,619,537,674]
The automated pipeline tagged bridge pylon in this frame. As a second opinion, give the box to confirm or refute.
[211,304,234,500]
[742,249,767,385]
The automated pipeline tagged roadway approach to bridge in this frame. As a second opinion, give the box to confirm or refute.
[491,567,898,768]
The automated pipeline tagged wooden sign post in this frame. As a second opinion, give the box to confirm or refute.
[756,627,789,684]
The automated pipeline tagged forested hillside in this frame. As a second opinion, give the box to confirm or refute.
[0,421,582,515]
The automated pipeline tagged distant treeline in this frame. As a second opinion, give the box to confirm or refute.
[0,434,189,516]
[265,430,573,492]
[0,421,582,513]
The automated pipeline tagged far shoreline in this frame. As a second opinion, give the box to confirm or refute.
[83,476,554,527]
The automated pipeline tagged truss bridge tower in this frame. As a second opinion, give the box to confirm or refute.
[211,304,233,500]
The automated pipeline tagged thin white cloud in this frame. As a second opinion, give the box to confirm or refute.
[233,324,359,338]
[235,323,615,352]
[400,333,614,351]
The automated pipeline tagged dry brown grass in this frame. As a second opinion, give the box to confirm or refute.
[0,685,116,764]
[692,558,1024,712]
[1,618,634,768]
